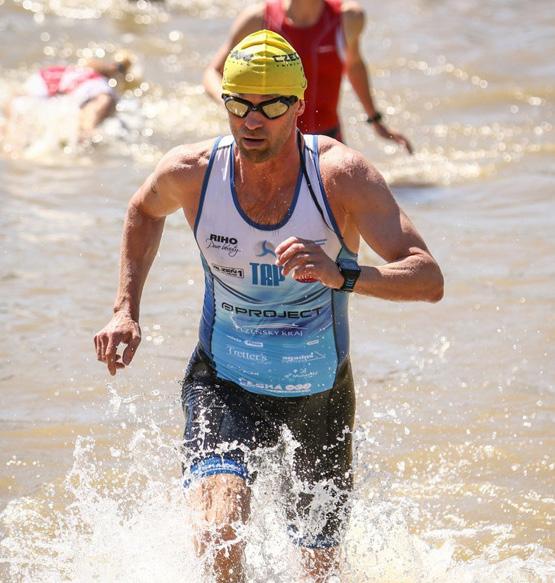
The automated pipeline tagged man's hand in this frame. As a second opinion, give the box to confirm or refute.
[374,122,414,155]
[94,312,141,376]
[275,237,344,289]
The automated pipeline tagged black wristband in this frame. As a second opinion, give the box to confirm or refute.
[367,112,383,124]
[337,258,361,293]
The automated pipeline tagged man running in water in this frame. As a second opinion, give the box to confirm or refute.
[95,31,442,582]
[204,0,413,152]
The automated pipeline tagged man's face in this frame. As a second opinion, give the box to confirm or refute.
[226,94,304,163]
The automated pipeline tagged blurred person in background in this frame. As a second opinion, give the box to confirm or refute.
[204,0,413,153]
[3,52,134,142]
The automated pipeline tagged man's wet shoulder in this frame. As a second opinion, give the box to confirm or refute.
[156,139,217,187]
[316,137,384,195]
[161,139,215,174]
[317,136,364,176]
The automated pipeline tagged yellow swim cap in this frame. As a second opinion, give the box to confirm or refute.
[222,30,307,99]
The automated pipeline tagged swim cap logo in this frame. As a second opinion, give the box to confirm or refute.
[230,49,253,63]
[272,52,300,63]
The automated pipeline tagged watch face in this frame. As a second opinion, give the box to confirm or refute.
[338,258,360,292]
[339,258,360,275]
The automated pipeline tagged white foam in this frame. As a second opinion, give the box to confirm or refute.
[1,420,554,582]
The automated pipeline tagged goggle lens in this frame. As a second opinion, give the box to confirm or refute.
[261,101,289,119]
[224,99,250,118]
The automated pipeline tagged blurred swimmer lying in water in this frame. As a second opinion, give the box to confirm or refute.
[4,52,135,141]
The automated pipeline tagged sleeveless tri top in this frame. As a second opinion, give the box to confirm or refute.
[264,0,346,134]
[193,134,356,397]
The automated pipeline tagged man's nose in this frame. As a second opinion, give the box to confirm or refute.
[243,109,265,130]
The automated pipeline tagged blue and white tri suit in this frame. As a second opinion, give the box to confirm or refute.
[193,133,357,397]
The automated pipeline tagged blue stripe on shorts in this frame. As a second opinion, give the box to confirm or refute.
[183,455,248,488]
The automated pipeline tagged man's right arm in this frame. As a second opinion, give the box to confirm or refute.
[203,5,264,102]
[94,143,209,375]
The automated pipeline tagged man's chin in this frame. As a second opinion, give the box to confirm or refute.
[236,142,272,163]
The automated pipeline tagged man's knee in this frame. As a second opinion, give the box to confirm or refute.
[188,474,250,528]
[187,473,251,550]
[300,546,339,583]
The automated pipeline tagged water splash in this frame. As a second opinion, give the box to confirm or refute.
[1,403,554,582]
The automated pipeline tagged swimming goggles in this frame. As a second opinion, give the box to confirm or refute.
[222,94,298,120]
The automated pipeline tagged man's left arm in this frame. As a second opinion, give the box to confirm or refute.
[342,2,413,155]
[276,148,443,302]
[340,154,443,302]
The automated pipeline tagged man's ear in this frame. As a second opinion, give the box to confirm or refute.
[296,99,306,117]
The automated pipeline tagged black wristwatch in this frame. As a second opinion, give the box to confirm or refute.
[367,112,383,124]
[337,258,361,292]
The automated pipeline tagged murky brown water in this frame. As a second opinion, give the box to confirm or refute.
[1,0,554,581]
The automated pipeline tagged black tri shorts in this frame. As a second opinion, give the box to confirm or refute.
[180,345,356,548]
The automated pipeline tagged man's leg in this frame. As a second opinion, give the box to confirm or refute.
[288,359,356,582]
[299,546,339,582]
[181,348,270,582]
[187,472,251,583]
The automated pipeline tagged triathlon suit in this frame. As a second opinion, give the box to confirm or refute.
[181,133,356,547]
[24,66,116,107]
[264,0,346,140]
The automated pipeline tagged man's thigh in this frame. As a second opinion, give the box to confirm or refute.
[181,347,280,480]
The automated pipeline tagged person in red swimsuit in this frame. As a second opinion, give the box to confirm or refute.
[203,0,413,153]
[4,55,133,141]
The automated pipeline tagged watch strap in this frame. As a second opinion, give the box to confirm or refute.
[337,259,361,292]
[340,277,357,292]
